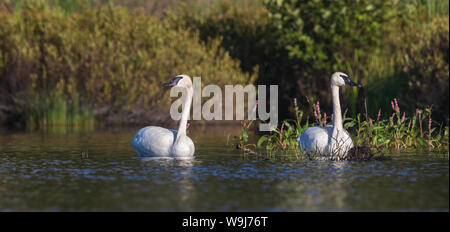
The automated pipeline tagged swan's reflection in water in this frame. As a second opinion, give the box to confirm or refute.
[266,160,349,211]
[137,156,198,208]
[139,156,195,163]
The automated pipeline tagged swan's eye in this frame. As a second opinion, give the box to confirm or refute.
[339,74,350,83]
[173,76,183,84]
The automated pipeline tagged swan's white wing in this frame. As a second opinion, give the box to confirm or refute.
[131,126,176,157]
[171,135,195,157]
[297,126,330,155]
[185,136,195,156]
[330,127,354,157]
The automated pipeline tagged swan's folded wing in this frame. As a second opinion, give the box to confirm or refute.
[298,126,329,155]
[131,126,175,157]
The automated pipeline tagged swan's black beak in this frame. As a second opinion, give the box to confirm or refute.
[348,80,362,88]
[162,76,183,87]
[341,75,362,88]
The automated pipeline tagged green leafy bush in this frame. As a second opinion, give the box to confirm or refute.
[172,0,448,124]
[366,13,449,122]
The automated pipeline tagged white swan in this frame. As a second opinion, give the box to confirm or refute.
[297,72,361,160]
[131,75,195,157]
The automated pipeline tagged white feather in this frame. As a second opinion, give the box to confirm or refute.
[297,72,358,159]
[130,75,195,158]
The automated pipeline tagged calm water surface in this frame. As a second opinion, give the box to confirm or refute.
[0,128,448,211]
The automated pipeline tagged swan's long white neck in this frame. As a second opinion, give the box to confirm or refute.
[331,85,343,131]
[328,84,344,155]
[175,86,193,142]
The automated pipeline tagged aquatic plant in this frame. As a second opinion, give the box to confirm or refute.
[81,150,89,159]
[239,98,448,158]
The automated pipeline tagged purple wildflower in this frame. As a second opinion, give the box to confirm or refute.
[316,101,321,116]
[252,100,258,113]
[280,122,285,138]
[390,113,395,126]
[394,98,399,112]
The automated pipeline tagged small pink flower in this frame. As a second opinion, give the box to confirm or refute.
[408,119,411,129]
[186,122,191,129]
[316,101,320,116]
[377,109,381,121]
[252,100,258,113]
[243,122,247,128]
[401,112,405,123]
[314,108,318,119]
[391,101,395,111]
[294,98,297,107]
[369,118,374,124]
[280,122,285,138]
[323,113,327,125]
[394,98,399,112]
[428,118,432,131]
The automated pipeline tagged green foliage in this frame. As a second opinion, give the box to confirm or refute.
[265,0,392,71]
[365,9,449,122]
[172,0,449,123]
[167,1,274,75]
[0,0,448,132]
[250,98,448,157]
[0,1,255,128]
[168,1,298,119]
[256,103,308,157]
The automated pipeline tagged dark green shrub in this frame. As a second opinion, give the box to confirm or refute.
[171,0,448,123]
[168,2,299,118]
[367,14,449,122]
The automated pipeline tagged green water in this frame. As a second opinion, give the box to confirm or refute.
[0,128,448,211]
